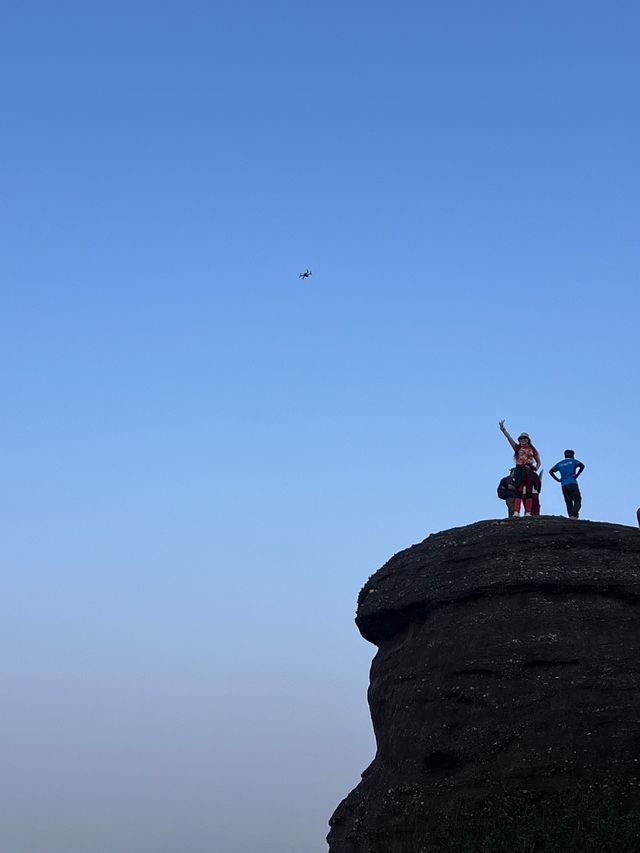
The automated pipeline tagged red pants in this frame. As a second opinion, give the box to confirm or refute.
[514,467,540,515]
[514,493,533,514]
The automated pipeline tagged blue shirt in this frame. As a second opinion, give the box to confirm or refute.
[550,458,583,486]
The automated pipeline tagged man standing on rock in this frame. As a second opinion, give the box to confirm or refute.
[497,468,517,517]
[549,450,585,518]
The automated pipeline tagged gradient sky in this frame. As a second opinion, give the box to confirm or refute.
[2,2,640,852]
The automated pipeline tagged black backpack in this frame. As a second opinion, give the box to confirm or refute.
[497,477,512,500]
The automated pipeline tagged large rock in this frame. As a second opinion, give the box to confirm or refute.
[328,517,640,852]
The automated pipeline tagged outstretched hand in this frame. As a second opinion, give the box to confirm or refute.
[499,419,505,430]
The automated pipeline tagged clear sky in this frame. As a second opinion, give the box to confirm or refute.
[2,2,639,851]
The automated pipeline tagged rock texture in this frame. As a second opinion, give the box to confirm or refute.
[328,517,640,852]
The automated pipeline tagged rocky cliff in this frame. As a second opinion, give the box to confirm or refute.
[328,517,640,852]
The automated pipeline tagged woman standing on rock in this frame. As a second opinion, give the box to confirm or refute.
[499,421,541,517]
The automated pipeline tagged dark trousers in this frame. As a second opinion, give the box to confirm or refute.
[562,483,582,518]
[531,493,541,516]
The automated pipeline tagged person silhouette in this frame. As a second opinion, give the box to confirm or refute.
[549,450,585,519]
[498,421,541,517]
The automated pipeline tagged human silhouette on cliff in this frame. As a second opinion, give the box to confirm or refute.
[549,450,585,519]
[499,420,541,517]
[497,468,517,517]
[530,468,543,516]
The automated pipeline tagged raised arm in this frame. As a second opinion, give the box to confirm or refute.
[498,420,518,451]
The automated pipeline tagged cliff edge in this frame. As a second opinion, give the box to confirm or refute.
[328,517,640,852]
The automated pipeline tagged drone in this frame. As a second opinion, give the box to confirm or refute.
[299,269,312,280]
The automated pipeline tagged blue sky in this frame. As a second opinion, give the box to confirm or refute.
[2,3,639,851]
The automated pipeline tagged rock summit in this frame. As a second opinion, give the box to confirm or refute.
[328,517,640,852]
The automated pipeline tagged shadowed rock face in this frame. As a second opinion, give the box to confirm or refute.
[328,517,640,853]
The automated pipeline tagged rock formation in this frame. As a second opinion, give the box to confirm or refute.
[328,517,640,852]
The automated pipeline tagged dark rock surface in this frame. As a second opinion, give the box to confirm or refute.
[328,517,640,852]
